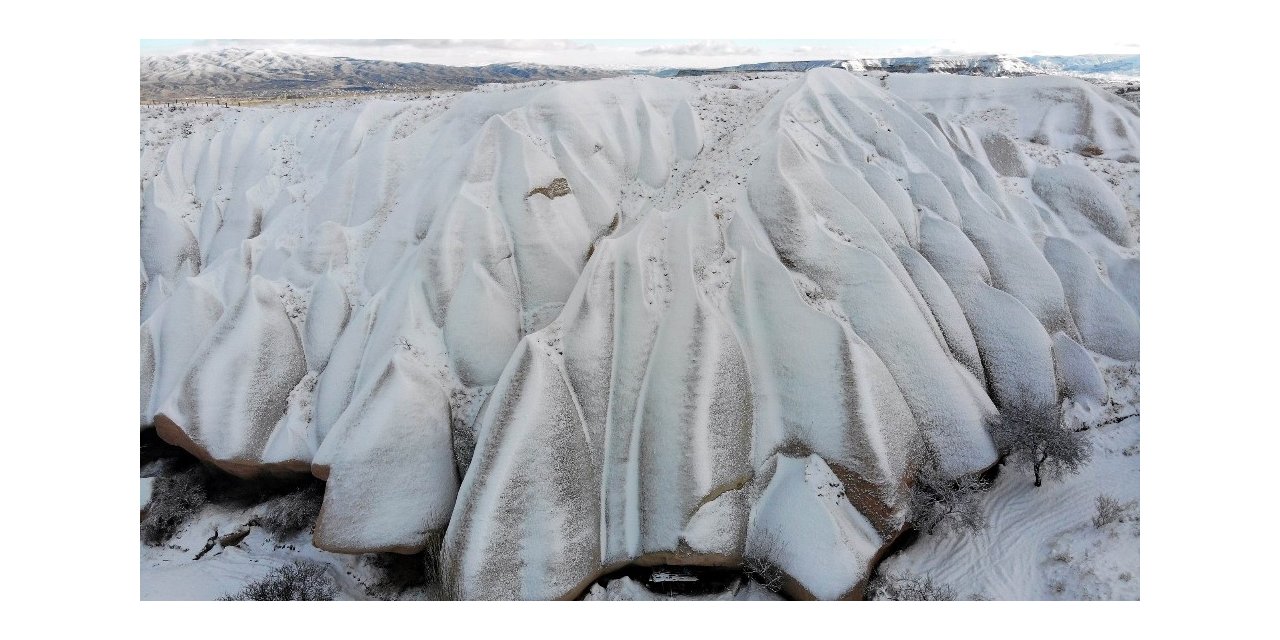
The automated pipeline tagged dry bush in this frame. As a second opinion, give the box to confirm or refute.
[909,442,989,536]
[141,466,209,545]
[868,572,957,601]
[219,561,336,601]
[256,484,324,537]
[743,530,786,593]
[1092,494,1128,528]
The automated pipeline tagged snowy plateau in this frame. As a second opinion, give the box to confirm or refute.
[140,57,1140,601]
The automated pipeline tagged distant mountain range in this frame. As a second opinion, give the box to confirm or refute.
[140,48,621,100]
[140,49,1139,101]
[664,54,1139,79]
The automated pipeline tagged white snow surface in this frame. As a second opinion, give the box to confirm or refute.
[877,408,1140,599]
[680,487,747,556]
[140,477,154,510]
[747,454,884,600]
[141,68,1139,599]
[874,356,1139,600]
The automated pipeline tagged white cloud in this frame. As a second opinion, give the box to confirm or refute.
[637,40,761,56]
[193,39,596,52]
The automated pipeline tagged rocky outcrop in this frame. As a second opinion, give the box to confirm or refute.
[140,69,1139,599]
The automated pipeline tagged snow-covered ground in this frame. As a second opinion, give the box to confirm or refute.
[141,67,1138,600]
[876,358,1139,600]
[140,501,440,600]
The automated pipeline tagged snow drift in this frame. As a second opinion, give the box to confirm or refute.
[140,69,1139,599]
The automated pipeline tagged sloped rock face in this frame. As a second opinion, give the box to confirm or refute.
[140,69,1139,598]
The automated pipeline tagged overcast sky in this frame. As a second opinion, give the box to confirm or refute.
[139,39,1139,70]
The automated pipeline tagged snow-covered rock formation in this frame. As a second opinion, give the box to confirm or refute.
[668,54,1139,81]
[141,48,619,101]
[140,68,1139,599]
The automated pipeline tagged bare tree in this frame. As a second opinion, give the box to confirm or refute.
[908,442,988,536]
[991,407,1091,487]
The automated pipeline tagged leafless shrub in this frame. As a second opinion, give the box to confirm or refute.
[219,561,336,601]
[743,531,786,593]
[256,484,324,537]
[909,442,989,536]
[361,532,448,600]
[868,572,957,601]
[1092,494,1127,528]
[141,466,208,545]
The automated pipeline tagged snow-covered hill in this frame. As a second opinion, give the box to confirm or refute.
[671,55,1036,77]
[143,49,1140,102]
[140,48,619,100]
[1021,55,1141,78]
[669,54,1139,80]
[140,69,1139,600]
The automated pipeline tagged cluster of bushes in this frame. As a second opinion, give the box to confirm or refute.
[141,465,210,545]
[360,533,449,600]
[140,431,454,601]
[255,484,324,538]
[362,551,430,599]
[904,406,1093,541]
[867,572,958,601]
[219,561,336,601]
[142,465,326,546]
[141,428,326,546]
[908,443,989,537]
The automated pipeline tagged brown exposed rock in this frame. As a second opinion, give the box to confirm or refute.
[526,177,571,200]
[154,413,312,480]
[219,527,251,547]
[1079,144,1104,157]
